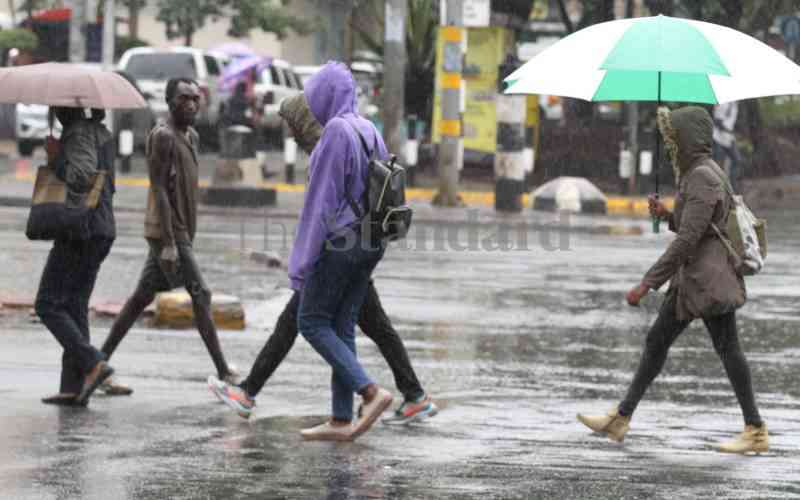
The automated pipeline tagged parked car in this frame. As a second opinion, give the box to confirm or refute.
[15,103,60,156]
[113,69,157,154]
[252,58,303,147]
[294,65,321,86]
[14,65,155,157]
[117,47,229,143]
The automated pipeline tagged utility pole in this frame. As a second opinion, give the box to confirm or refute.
[68,0,87,63]
[7,0,15,26]
[382,0,406,161]
[129,0,140,39]
[103,0,115,133]
[433,0,464,207]
[102,0,115,70]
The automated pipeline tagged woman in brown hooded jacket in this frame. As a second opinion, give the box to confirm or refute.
[577,106,767,454]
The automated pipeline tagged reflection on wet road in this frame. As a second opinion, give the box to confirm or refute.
[1,207,798,499]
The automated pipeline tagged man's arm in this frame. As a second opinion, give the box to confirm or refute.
[148,129,176,251]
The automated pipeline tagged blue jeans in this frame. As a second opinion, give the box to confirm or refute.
[298,234,384,421]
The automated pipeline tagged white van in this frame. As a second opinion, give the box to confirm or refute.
[118,47,229,136]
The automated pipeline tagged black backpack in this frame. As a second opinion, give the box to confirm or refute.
[344,121,413,242]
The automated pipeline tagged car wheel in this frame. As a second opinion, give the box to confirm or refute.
[18,140,34,157]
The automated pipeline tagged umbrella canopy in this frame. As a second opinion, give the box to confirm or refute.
[219,55,271,91]
[532,176,608,214]
[0,63,148,109]
[505,15,800,104]
[209,42,257,59]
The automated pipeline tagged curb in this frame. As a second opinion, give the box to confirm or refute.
[2,171,672,223]
[0,194,649,237]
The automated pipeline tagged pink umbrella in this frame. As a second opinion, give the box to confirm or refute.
[0,63,148,109]
[219,55,271,91]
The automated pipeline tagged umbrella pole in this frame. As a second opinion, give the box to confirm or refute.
[652,72,662,234]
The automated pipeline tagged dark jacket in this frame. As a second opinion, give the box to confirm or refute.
[53,118,116,239]
[642,106,745,320]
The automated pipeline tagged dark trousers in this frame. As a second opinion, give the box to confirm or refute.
[241,280,425,402]
[101,240,230,378]
[620,293,762,426]
[36,238,113,394]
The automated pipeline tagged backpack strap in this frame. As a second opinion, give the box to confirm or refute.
[695,162,741,266]
[341,118,375,220]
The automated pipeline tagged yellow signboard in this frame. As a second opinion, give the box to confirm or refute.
[433,26,512,154]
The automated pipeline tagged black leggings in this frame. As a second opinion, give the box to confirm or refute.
[619,293,762,426]
[241,281,425,402]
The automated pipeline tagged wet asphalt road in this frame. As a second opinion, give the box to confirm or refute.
[1,201,799,499]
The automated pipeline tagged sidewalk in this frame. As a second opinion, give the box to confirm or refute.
[1,154,671,220]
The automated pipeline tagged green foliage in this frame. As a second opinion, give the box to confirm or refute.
[759,96,800,127]
[351,0,439,120]
[17,0,51,15]
[115,35,150,60]
[226,0,314,40]
[642,0,796,32]
[156,0,222,45]
[0,28,39,51]
[121,0,147,8]
[154,0,311,45]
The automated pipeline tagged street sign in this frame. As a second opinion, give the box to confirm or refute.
[782,16,800,44]
[463,0,491,27]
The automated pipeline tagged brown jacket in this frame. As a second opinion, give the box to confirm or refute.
[144,120,200,244]
[642,106,745,320]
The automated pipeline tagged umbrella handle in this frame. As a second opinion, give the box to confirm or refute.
[652,83,662,234]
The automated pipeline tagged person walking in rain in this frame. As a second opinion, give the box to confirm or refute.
[220,62,392,441]
[577,106,768,454]
[712,101,741,191]
[38,107,116,406]
[208,90,437,424]
[98,78,237,388]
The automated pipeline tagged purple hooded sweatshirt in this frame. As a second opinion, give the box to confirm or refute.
[288,62,388,291]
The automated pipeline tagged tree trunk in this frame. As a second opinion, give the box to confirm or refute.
[643,0,673,16]
[7,0,15,25]
[185,30,192,46]
[129,0,139,39]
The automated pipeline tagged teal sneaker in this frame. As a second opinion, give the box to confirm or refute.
[382,395,438,425]
[207,375,255,419]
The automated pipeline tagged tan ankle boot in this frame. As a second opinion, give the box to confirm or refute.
[577,408,631,442]
[718,424,769,454]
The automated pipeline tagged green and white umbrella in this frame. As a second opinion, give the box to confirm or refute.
[504,15,800,231]
[504,15,800,104]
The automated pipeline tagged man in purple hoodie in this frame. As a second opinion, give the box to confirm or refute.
[258,62,394,440]
[208,86,438,425]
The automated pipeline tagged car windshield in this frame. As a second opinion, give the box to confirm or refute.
[126,53,197,80]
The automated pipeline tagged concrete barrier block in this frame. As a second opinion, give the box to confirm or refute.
[153,291,245,330]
